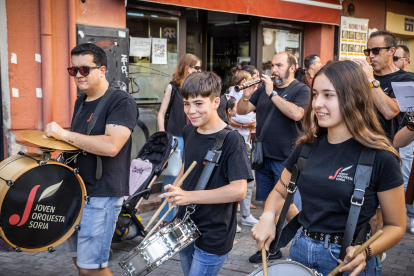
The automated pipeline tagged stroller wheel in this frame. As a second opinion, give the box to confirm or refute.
[109,249,113,261]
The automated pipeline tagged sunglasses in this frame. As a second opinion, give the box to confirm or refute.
[67,66,102,76]
[363,47,391,56]
[311,55,319,65]
[190,66,202,70]
[393,56,407,61]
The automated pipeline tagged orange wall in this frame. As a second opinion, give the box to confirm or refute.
[6,0,42,130]
[303,23,335,66]
[76,0,126,28]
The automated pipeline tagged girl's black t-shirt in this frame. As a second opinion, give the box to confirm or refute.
[284,135,403,235]
[176,124,253,255]
[165,82,187,137]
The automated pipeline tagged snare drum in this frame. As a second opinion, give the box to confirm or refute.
[249,260,323,276]
[0,153,86,252]
[120,216,201,276]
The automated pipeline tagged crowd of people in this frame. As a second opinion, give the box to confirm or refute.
[43,29,414,276]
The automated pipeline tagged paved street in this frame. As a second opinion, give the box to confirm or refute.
[0,197,413,276]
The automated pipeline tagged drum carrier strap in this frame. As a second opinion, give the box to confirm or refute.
[184,126,233,216]
[71,86,117,180]
[269,140,376,268]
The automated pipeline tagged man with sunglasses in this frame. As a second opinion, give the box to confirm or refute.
[356,30,414,261]
[394,45,411,72]
[45,43,139,276]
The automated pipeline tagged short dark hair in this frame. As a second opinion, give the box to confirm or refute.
[304,54,318,69]
[181,72,221,100]
[397,45,410,58]
[369,30,397,48]
[71,43,108,67]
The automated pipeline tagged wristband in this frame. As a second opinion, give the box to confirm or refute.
[365,246,372,261]
[242,97,250,102]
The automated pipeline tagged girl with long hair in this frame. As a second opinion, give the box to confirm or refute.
[252,61,405,276]
[157,53,201,224]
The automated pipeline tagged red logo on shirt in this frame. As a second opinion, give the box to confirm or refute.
[87,113,93,122]
[329,166,353,181]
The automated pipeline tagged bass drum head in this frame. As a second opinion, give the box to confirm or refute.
[249,260,316,276]
[0,163,84,251]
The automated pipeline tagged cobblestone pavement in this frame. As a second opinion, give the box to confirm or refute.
[0,198,413,276]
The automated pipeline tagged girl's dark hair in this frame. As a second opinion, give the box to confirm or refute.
[218,95,236,123]
[231,65,251,86]
[171,54,201,87]
[297,60,400,162]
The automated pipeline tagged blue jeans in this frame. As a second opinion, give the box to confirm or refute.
[66,197,123,269]
[289,229,382,276]
[160,136,184,221]
[400,141,414,218]
[255,158,285,201]
[179,243,229,276]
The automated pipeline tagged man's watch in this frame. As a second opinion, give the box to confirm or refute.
[269,90,278,100]
[407,121,414,131]
[370,79,380,88]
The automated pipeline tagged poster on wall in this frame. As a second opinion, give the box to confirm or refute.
[152,38,168,64]
[129,37,151,57]
[339,16,369,61]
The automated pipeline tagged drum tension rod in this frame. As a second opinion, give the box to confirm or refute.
[14,247,21,252]
[48,247,55,253]
[18,151,47,166]
[0,177,14,187]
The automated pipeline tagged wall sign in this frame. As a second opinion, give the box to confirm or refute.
[405,18,413,32]
[339,16,369,61]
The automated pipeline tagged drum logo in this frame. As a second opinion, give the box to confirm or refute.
[8,181,65,230]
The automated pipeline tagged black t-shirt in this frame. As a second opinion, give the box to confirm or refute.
[176,124,253,255]
[374,70,414,140]
[250,82,310,161]
[69,89,139,197]
[284,134,402,235]
[165,82,186,137]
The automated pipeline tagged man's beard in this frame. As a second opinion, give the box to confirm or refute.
[273,67,290,86]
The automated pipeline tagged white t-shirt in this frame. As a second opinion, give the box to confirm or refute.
[228,87,256,138]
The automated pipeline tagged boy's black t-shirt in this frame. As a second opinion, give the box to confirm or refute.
[374,70,414,140]
[69,89,139,197]
[176,124,253,255]
[284,134,402,235]
[249,82,310,161]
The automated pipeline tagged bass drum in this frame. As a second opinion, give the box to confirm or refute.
[249,260,322,276]
[0,153,86,252]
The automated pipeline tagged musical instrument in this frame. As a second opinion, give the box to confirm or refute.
[0,152,86,252]
[249,260,322,276]
[16,131,78,152]
[234,75,275,92]
[119,210,201,276]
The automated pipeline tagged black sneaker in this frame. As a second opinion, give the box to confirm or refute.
[248,250,283,263]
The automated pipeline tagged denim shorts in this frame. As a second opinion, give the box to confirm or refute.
[66,197,123,269]
[255,158,285,201]
[289,228,382,276]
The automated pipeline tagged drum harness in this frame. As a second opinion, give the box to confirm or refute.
[182,125,233,222]
[268,140,376,275]
[63,86,117,181]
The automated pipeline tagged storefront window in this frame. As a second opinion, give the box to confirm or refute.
[127,12,178,158]
[207,11,251,93]
[262,28,301,75]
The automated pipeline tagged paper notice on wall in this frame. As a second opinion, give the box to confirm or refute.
[286,33,299,48]
[275,32,286,53]
[130,37,151,58]
[152,38,167,64]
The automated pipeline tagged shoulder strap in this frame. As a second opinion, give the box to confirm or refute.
[186,126,233,211]
[87,86,117,135]
[339,146,376,261]
[257,80,299,141]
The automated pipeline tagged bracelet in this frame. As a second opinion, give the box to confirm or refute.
[242,97,250,102]
[279,175,288,189]
[364,246,372,261]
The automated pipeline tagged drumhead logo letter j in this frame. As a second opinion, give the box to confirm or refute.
[8,181,63,227]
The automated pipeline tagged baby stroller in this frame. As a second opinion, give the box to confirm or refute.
[112,131,178,243]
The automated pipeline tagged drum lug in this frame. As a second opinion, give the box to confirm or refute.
[14,247,21,252]
[38,160,46,166]
[48,246,55,253]
[84,195,90,202]
[6,180,14,187]
[75,225,81,231]
[73,168,80,174]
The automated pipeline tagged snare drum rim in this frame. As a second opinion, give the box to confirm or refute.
[0,154,87,252]
[248,260,315,276]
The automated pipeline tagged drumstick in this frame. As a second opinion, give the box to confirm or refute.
[261,247,268,276]
[144,161,197,231]
[142,205,174,243]
[327,230,383,276]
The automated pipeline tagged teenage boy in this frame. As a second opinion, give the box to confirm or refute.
[159,72,253,276]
